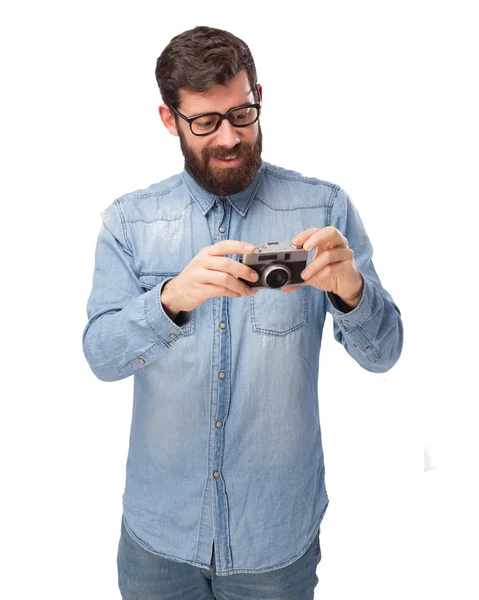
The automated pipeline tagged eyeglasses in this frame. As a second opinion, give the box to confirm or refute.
[168,85,261,136]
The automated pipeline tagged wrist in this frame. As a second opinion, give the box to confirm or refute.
[341,276,364,309]
[160,279,180,321]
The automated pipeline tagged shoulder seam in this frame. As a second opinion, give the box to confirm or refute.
[326,185,340,227]
[112,199,134,254]
[116,177,184,205]
[263,163,338,189]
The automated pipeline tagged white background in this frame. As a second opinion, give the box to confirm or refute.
[1,1,477,598]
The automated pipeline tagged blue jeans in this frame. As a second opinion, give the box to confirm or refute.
[117,515,321,599]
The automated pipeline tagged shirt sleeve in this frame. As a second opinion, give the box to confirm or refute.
[325,187,404,373]
[82,200,194,382]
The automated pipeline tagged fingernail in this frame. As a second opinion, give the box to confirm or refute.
[301,270,310,279]
[244,244,255,251]
[293,237,301,244]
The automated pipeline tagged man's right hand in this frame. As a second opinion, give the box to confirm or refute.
[160,241,260,317]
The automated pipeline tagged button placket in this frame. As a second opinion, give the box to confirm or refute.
[210,196,234,565]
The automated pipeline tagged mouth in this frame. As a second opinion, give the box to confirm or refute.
[212,154,243,167]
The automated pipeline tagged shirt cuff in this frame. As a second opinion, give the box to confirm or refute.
[145,276,195,346]
[326,275,373,328]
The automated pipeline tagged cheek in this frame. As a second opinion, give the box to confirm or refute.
[244,127,259,144]
[188,139,206,160]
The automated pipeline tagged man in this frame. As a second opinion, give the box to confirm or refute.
[82,25,403,600]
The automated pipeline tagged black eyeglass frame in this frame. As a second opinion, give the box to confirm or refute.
[168,85,262,137]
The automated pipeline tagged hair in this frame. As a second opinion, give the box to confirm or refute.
[155,26,258,110]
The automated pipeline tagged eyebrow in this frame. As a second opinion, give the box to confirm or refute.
[199,97,255,115]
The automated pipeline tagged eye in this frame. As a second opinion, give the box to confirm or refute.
[230,106,258,125]
[235,110,250,121]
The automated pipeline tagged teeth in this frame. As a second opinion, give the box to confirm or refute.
[221,155,237,160]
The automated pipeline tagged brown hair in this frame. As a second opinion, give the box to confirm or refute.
[155,26,258,109]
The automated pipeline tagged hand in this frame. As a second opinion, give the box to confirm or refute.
[161,241,260,313]
[281,227,364,304]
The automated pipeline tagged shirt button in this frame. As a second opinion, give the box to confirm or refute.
[219,226,226,233]
[219,322,226,330]
[169,333,177,339]
[138,358,145,365]
[218,372,226,379]
[213,471,220,478]
[216,421,223,428]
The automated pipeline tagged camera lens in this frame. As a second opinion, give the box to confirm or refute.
[263,265,290,288]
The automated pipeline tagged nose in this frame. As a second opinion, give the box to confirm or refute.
[214,118,240,148]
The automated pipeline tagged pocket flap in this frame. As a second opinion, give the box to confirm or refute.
[139,273,178,290]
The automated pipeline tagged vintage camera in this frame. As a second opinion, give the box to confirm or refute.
[238,241,308,289]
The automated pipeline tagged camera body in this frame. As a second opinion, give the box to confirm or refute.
[238,241,308,289]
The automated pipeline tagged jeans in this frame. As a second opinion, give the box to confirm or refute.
[117,515,322,599]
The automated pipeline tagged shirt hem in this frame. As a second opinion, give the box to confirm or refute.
[122,514,213,570]
[122,502,328,576]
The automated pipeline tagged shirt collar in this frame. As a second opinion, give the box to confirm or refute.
[181,160,266,217]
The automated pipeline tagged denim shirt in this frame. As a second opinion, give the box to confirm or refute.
[82,160,403,576]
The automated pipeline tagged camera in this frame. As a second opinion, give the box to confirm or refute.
[238,241,308,289]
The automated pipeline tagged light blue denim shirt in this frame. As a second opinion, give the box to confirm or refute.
[82,159,403,576]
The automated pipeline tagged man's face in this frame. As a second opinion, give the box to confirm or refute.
[171,70,262,197]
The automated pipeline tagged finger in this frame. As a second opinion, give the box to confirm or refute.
[301,226,347,251]
[292,228,320,245]
[301,247,353,279]
[202,269,257,297]
[201,255,259,284]
[206,240,256,257]
[203,284,244,299]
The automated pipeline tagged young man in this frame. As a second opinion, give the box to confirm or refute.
[82,25,403,600]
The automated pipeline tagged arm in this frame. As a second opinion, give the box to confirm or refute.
[325,188,404,373]
[82,201,193,382]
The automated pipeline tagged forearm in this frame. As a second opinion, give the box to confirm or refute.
[83,279,189,382]
[327,276,403,373]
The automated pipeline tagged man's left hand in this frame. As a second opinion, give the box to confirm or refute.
[281,227,364,305]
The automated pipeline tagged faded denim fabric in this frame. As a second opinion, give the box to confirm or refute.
[82,160,403,576]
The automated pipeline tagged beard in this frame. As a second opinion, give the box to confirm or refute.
[178,122,263,197]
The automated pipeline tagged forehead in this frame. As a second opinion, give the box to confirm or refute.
[178,70,254,114]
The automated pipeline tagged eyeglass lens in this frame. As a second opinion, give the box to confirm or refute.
[191,106,258,135]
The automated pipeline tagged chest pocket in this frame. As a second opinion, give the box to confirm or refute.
[249,286,308,336]
[139,273,196,336]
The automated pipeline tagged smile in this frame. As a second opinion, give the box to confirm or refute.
[213,155,243,167]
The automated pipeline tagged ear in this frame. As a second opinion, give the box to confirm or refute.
[159,104,179,137]
[256,83,263,103]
